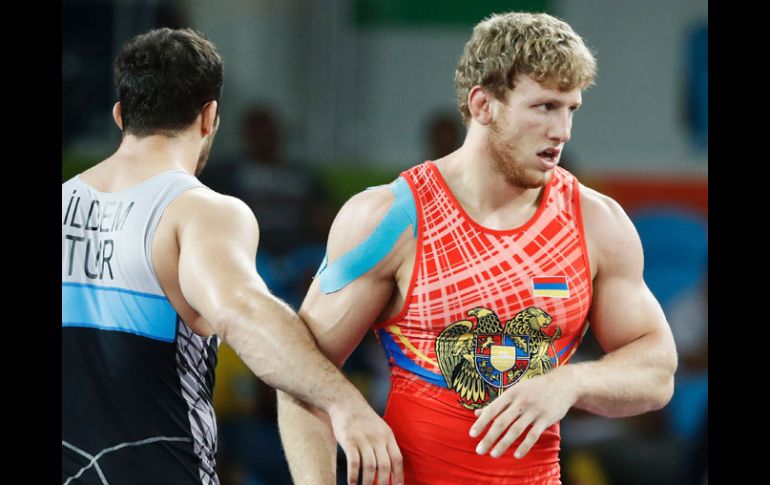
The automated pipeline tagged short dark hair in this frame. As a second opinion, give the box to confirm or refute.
[113,28,223,137]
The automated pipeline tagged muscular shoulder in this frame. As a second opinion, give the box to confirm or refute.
[579,185,627,230]
[327,184,403,258]
[323,180,416,284]
[165,186,259,239]
[579,184,644,277]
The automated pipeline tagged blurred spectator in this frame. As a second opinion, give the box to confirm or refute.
[423,109,464,160]
[201,104,334,307]
[201,105,323,254]
[62,0,188,147]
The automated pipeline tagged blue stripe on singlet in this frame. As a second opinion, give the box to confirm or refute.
[377,328,446,387]
[62,282,177,342]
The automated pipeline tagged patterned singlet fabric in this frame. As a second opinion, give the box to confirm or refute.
[374,161,592,484]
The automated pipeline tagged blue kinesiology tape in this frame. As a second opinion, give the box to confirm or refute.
[318,177,416,293]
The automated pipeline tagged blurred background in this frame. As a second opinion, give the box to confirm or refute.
[62,1,708,484]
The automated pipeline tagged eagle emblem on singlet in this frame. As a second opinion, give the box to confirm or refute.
[435,306,562,410]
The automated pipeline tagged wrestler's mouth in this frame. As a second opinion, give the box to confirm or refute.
[537,147,560,168]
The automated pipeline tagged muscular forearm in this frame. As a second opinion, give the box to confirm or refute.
[566,332,677,417]
[210,283,366,414]
[213,284,403,485]
[277,390,338,484]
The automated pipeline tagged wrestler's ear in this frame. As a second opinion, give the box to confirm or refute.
[200,101,218,137]
[468,86,494,126]
[112,102,123,130]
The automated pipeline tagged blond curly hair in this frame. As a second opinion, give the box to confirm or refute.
[455,12,596,125]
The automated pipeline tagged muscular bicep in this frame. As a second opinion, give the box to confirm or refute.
[584,191,674,354]
[299,185,412,366]
[589,270,669,353]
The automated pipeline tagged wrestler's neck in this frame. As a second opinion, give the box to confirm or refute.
[113,131,200,174]
[82,131,201,191]
[434,132,545,224]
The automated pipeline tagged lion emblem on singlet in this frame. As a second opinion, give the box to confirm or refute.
[435,306,562,410]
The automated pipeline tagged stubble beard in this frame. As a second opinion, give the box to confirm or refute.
[488,118,550,189]
[195,128,218,177]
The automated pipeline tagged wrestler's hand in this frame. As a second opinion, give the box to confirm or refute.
[328,397,404,485]
[469,366,579,459]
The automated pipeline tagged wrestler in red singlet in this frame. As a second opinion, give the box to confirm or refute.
[375,162,591,484]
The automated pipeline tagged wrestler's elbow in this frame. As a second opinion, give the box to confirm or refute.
[649,351,677,410]
[202,286,264,341]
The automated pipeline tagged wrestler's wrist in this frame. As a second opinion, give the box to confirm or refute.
[555,363,583,407]
[324,387,368,417]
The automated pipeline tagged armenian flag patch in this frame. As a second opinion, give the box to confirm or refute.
[532,276,569,298]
